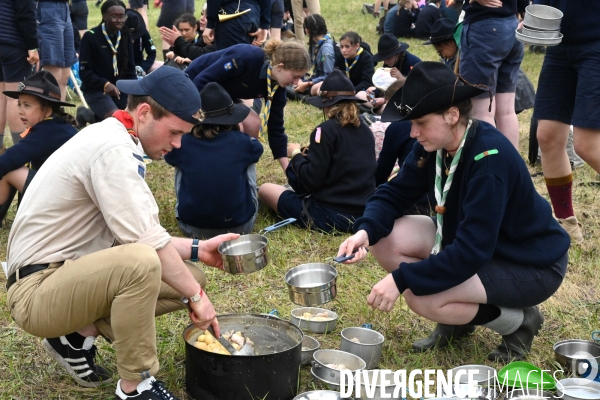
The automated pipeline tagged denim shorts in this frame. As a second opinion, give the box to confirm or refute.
[459,16,523,97]
[0,44,34,82]
[533,40,600,129]
[276,191,358,233]
[37,1,78,68]
[70,0,89,31]
[83,90,127,119]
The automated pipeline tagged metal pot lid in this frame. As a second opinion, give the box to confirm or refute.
[558,378,600,400]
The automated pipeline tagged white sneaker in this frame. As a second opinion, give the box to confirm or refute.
[115,376,180,399]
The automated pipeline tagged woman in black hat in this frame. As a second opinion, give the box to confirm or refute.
[336,62,569,361]
[259,70,377,233]
[0,70,78,224]
[164,82,263,238]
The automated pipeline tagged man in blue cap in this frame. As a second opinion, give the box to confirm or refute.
[4,67,238,400]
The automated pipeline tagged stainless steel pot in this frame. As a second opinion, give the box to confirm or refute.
[516,28,563,46]
[522,26,561,39]
[554,340,600,377]
[184,313,303,400]
[444,365,498,400]
[557,378,600,400]
[285,263,337,306]
[506,389,556,400]
[340,327,384,369]
[524,4,563,31]
[290,307,338,334]
[311,349,366,391]
[218,218,295,274]
[293,391,354,400]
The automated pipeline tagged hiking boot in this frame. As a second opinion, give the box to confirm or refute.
[487,306,543,362]
[42,336,112,388]
[557,216,583,245]
[412,323,476,352]
[115,377,180,400]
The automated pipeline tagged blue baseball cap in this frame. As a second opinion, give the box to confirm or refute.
[116,66,201,124]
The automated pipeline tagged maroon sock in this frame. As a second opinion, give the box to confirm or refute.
[545,174,574,219]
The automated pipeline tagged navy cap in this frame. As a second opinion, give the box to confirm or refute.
[116,66,201,124]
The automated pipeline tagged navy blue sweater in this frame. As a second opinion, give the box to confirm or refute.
[355,121,570,296]
[534,0,600,44]
[334,47,374,93]
[0,118,77,178]
[80,24,137,91]
[185,44,288,159]
[414,4,442,39]
[463,0,524,25]
[164,130,263,229]
[0,0,38,50]
[207,0,271,30]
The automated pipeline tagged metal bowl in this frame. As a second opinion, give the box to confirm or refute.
[522,26,561,39]
[506,389,556,400]
[312,349,366,391]
[557,378,600,400]
[554,339,600,376]
[291,307,338,334]
[340,327,384,369]
[218,234,268,274]
[524,4,563,31]
[301,335,320,366]
[293,390,353,400]
[445,365,498,400]
[516,28,563,47]
[285,263,338,306]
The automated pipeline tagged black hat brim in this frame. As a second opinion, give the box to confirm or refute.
[422,33,455,45]
[381,84,486,122]
[372,42,410,63]
[3,90,75,107]
[305,95,367,108]
[201,103,250,125]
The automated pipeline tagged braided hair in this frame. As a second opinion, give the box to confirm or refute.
[101,0,130,78]
[303,14,330,57]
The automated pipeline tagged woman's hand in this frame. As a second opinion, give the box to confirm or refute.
[159,25,181,46]
[203,28,215,45]
[104,82,120,99]
[366,86,376,95]
[287,143,301,158]
[293,81,310,93]
[165,51,175,60]
[367,274,401,312]
[197,233,240,269]
[337,230,370,264]
[390,67,402,80]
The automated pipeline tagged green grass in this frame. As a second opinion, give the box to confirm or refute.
[1,1,599,399]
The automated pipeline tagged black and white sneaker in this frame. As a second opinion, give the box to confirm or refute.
[115,377,180,400]
[42,336,113,387]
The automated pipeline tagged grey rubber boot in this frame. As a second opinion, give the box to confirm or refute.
[487,306,544,362]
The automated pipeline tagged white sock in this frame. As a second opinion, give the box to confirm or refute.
[483,307,524,335]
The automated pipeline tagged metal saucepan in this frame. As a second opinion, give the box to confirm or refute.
[285,263,338,306]
[340,326,384,370]
[218,218,296,274]
[291,307,338,334]
[311,349,366,391]
[293,390,354,400]
[557,378,600,400]
[505,389,556,400]
[445,365,498,400]
[301,335,320,366]
[522,26,561,39]
[354,370,402,400]
[554,339,600,377]
[523,4,563,31]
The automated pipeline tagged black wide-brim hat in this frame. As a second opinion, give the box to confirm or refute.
[3,70,75,107]
[381,61,488,122]
[305,69,366,108]
[199,82,249,125]
[126,9,148,41]
[372,33,410,63]
[423,18,456,45]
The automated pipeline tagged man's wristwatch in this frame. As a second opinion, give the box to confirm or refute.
[191,238,199,262]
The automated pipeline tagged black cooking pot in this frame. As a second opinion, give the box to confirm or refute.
[184,314,303,400]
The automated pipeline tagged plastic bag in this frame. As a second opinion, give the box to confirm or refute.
[372,68,397,91]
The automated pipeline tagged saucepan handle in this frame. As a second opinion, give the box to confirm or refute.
[592,330,600,343]
[333,248,370,263]
[362,323,373,330]
[260,218,297,233]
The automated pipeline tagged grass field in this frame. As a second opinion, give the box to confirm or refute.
[1,1,600,399]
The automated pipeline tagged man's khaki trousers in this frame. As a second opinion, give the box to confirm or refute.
[7,243,206,381]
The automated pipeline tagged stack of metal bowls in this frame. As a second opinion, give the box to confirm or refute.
[516,4,563,46]
[311,349,366,391]
[301,335,320,366]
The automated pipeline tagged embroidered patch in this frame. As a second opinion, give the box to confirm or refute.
[224,62,233,71]
[132,153,144,162]
[315,127,322,143]
[138,165,145,179]
[474,149,499,161]
[232,58,238,69]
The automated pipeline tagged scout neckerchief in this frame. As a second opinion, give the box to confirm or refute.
[259,63,279,138]
[194,32,200,43]
[102,23,121,76]
[431,118,472,255]
[20,117,53,139]
[113,110,137,138]
[312,34,332,67]
[344,47,364,78]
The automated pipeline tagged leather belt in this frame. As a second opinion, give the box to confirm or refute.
[6,264,49,291]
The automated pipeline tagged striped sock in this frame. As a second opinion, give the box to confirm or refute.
[545,174,574,219]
